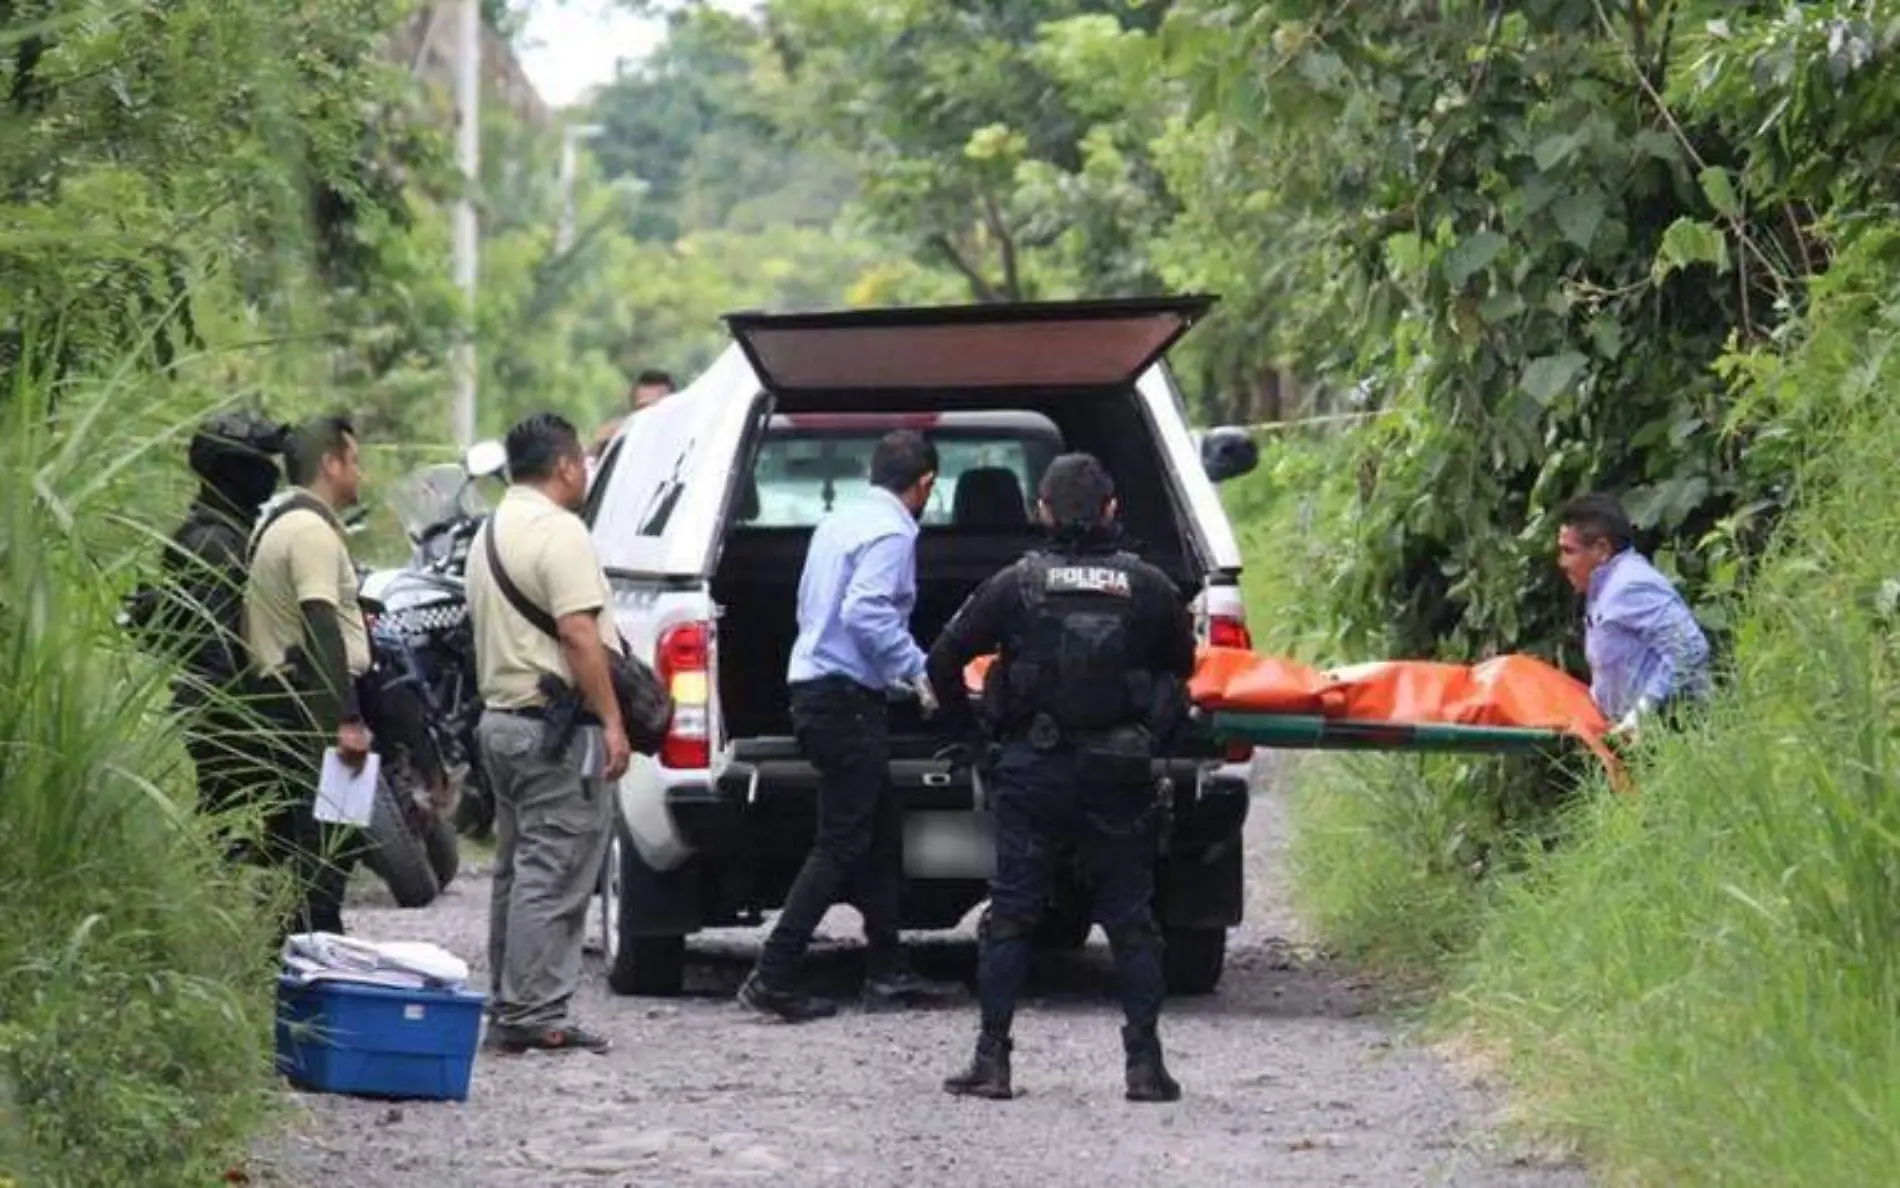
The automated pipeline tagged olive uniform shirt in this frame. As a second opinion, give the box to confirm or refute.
[243,495,370,680]
[467,485,621,711]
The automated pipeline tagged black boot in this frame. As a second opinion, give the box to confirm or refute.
[943,1031,1014,1100]
[1122,1024,1181,1103]
[737,972,838,1023]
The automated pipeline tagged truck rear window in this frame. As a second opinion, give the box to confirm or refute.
[743,432,1057,529]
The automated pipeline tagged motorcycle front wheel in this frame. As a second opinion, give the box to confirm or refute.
[360,776,441,909]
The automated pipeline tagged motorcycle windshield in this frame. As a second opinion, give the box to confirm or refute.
[386,463,488,541]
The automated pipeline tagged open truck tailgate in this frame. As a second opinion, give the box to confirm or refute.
[723,296,1214,405]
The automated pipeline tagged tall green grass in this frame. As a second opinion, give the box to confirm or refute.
[0,362,283,1187]
[1256,227,1900,1183]
[1447,312,1900,1182]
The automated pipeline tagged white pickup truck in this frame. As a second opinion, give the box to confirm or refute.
[584,297,1260,997]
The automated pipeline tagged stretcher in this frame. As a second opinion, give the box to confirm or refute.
[966,647,1619,779]
[1199,711,1569,755]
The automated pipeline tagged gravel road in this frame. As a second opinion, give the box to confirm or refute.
[256,760,1586,1187]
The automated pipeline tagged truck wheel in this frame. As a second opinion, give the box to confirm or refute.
[423,813,459,891]
[1163,926,1226,996]
[363,777,441,909]
[603,825,686,997]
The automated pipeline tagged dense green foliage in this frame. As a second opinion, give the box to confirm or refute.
[1448,221,1900,1185]
[1238,7,1900,1181]
[9,0,1900,1180]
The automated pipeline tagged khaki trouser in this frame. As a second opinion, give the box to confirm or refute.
[477,710,612,1029]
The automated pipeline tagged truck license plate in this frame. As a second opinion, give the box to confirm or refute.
[904,811,995,879]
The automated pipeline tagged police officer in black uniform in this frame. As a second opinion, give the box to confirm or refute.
[926,453,1196,1103]
[127,410,288,830]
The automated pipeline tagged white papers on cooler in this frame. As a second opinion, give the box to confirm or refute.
[314,748,380,826]
[283,933,470,991]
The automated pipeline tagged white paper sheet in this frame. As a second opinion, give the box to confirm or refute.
[315,749,380,826]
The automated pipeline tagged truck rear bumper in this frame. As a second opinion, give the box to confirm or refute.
[625,742,1251,934]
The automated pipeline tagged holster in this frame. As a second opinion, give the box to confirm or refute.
[536,673,588,761]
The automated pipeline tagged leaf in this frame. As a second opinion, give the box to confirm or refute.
[1698,166,1741,219]
[1383,231,1426,279]
[1443,230,1506,289]
[1553,191,1605,250]
[1480,291,1526,323]
[1589,316,1624,361]
[1652,217,1731,282]
[1533,130,1583,171]
[1520,352,1587,404]
[1632,129,1682,163]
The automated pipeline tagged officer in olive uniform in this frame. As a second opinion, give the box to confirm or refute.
[926,453,1196,1103]
[243,414,373,938]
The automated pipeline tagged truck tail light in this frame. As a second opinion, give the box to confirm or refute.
[1209,612,1253,651]
[655,621,711,770]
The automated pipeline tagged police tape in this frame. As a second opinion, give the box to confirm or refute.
[1218,408,1397,435]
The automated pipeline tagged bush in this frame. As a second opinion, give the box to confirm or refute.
[1221,425,1372,662]
[1444,230,1900,1183]
[0,364,284,1187]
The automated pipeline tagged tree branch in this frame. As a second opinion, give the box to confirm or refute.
[1588,0,1792,333]
[927,232,1001,303]
[980,190,1023,302]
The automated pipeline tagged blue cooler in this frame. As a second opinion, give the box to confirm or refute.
[276,975,486,1102]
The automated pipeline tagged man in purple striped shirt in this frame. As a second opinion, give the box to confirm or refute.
[1557,494,1712,741]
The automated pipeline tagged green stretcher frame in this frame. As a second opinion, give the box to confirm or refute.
[1205,711,1568,755]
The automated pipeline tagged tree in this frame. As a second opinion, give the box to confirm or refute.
[587,5,857,241]
[763,0,1176,303]
[1155,0,1831,668]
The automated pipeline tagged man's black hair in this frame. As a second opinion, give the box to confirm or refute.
[870,429,938,494]
[1558,492,1636,552]
[284,414,356,487]
[634,369,674,390]
[505,412,584,482]
[1038,453,1116,528]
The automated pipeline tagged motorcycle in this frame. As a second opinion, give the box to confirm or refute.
[355,440,507,905]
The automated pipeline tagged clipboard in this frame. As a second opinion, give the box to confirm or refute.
[315,749,381,826]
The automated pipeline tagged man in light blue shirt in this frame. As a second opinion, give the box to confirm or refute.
[739,430,963,1022]
[1557,493,1712,740]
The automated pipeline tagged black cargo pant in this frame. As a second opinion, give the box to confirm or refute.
[977,741,1165,1035]
[755,676,906,987]
[177,684,256,828]
[232,682,366,940]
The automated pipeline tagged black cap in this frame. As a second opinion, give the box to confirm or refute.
[188,409,288,481]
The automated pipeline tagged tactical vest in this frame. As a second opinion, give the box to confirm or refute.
[988,550,1154,740]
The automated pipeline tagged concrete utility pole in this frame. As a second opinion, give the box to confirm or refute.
[557,123,605,255]
[450,0,481,448]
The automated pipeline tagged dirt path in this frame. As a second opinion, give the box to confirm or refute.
[257,760,1585,1187]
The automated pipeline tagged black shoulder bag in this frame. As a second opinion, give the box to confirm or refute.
[481,517,671,755]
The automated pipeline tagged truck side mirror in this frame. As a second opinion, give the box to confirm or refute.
[1200,426,1259,484]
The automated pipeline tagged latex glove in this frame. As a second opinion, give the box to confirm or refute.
[1609,697,1655,744]
[911,674,939,717]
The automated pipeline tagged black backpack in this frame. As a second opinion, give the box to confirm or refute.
[122,492,328,689]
